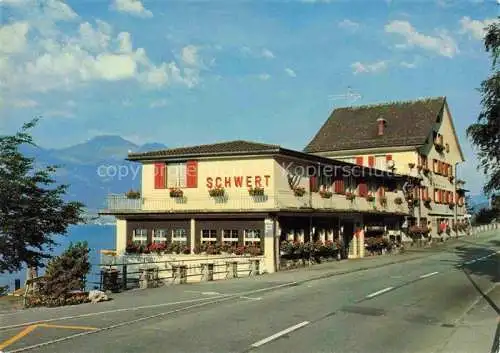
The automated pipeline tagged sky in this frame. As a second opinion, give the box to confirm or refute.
[0,0,498,197]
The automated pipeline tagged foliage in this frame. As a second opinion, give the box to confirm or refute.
[365,237,391,254]
[125,189,141,199]
[293,186,306,197]
[319,190,333,199]
[0,285,8,296]
[39,241,90,300]
[280,240,339,261]
[408,225,430,237]
[0,118,85,273]
[208,187,225,197]
[394,197,403,205]
[248,187,265,196]
[169,188,183,198]
[473,207,498,225]
[466,18,500,194]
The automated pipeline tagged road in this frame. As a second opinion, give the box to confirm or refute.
[1,231,499,353]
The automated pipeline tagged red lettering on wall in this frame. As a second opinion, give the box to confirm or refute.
[206,177,213,188]
[224,177,231,188]
[215,177,222,188]
[234,176,243,187]
[255,176,262,187]
[246,176,252,188]
[264,175,270,187]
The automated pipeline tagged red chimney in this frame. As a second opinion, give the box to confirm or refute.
[377,118,386,136]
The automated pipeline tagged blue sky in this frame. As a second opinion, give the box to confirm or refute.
[0,0,498,196]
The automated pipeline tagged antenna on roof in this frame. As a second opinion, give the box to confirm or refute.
[328,86,362,105]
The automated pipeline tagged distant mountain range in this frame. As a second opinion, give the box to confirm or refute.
[21,135,167,214]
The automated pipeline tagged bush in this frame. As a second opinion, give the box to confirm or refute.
[38,242,90,302]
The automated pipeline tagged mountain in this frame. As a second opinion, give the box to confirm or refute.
[20,136,167,213]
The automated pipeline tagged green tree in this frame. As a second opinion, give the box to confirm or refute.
[466,18,500,195]
[0,118,85,273]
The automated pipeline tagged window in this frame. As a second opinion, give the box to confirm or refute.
[244,229,261,245]
[167,163,187,188]
[375,156,386,170]
[201,229,217,244]
[172,228,187,242]
[152,229,167,243]
[222,229,239,246]
[132,229,148,244]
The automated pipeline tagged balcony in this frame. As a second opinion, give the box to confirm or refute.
[102,190,412,215]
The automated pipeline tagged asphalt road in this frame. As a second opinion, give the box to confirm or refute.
[1,231,499,353]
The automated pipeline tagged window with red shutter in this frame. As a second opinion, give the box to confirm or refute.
[355,156,363,166]
[386,154,392,162]
[154,163,166,189]
[358,182,368,197]
[186,160,198,188]
[368,156,375,167]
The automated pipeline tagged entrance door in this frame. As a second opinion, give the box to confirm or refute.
[342,221,355,259]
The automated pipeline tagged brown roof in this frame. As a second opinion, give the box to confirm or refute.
[127,140,281,160]
[304,96,446,153]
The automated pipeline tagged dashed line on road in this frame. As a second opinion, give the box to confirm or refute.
[463,252,496,266]
[250,321,310,348]
[366,287,394,299]
[420,271,439,279]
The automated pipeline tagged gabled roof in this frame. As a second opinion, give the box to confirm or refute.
[127,140,281,160]
[304,96,446,153]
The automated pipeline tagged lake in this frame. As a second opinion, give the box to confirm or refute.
[0,224,116,291]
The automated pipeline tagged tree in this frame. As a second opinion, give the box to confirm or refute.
[466,18,500,195]
[0,118,84,273]
[473,207,497,225]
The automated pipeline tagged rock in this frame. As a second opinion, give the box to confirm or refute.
[88,290,109,304]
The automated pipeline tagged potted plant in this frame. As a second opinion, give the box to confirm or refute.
[449,202,455,209]
[345,192,355,201]
[379,196,388,207]
[293,186,306,197]
[209,186,225,197]
[125,189,141,199]
[417,165,423,172]
[423,196,432,207]
[319,190,333,199]
[434,139,445,153]
[423,167,430,175]
[448,176,455,183]
[148,242,166,254]
[366,194,375,202]
[408,163,415,169]
[394,197,403,205]
[169,187,183,198]
[248,187,265,196]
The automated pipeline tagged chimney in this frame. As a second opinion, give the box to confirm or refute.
[377,118,386,136]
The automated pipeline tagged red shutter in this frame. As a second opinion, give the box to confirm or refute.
[368,156,375,167]
[386,154,393,162]
[310,176,319,192]
[378,187,385,198]
[334,179,345,194]
[358,182,368,197]
[186,160,198,188]
[355,156,363,166]
[154,163,166,189]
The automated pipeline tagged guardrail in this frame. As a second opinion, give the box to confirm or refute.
[471,222,500,235]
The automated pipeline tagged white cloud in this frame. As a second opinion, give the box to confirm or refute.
[110,0,152,17]
[261,48,275,59]
[351,60,387,74]
[284,68,296,77]
[0,22,30,54]
[66,100,76,107]
[338,19,359,32]
[181,45,199,66]
[10,99,38,108]
[149,98,168,108]
[257,73,271,81]
[385,20,458,58]
[0,2,202,100]
[459,17,497,40]
[400,61,416,69]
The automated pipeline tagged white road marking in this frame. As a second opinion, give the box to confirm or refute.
[420,272,439,279]
[201,291,221,295]
[366,287,394,299]
[463,253,496,266]
[250,321,310,348]
[239,296,262,301]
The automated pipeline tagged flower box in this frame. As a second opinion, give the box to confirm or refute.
[449,203,455,209]
[394,197,403,205]
[365,195,375,202]
[293,186,306,197]
[125,189,141,199]
[248,187,264,196]
[209,187,225,197]
[434,142,445,153]
[169,188,183,198]
[319,190,333,199]
[345,192,355,201]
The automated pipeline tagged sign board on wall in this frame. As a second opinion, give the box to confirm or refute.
[264,218,274,238]
[206,175,271,189]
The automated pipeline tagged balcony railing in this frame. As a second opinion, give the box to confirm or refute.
[103,190,413,215]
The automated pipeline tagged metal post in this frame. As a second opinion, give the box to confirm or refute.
[122,264,127,290]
